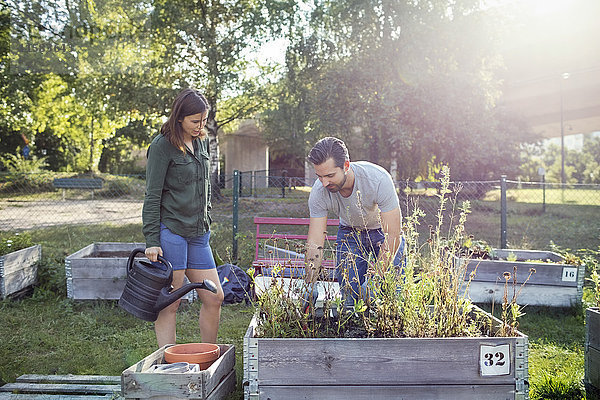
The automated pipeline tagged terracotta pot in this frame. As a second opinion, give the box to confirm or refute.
[164,343,220,370]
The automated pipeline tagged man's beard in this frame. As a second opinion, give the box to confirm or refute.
[326,173,347,193]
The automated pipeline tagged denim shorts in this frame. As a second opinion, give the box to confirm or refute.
[158,223,216,271]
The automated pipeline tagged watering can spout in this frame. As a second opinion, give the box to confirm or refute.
[154,279,218,312]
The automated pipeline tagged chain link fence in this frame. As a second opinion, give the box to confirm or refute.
[1,171,599,268]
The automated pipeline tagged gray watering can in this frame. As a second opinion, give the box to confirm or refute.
[118,248,217,322]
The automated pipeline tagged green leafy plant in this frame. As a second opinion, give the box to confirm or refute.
[588,269,600,308]
[549,242,584,266]
[0,153,48,173]
[0,232,33,257]
[531,374,585,400]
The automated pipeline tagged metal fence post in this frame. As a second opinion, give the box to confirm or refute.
[500,175,507,249]
[233,170,239,261]
[542,174,546,213]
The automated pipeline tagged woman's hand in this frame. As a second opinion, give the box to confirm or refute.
[145,246,163,262]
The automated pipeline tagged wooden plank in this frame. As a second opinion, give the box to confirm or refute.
[256,337,519,386]
[206,370,236,400]
[458,258,578,287]
[0,394,119,399]
[587,309,600,396]
[92,243,145,253]
[1,245,41,275]
[71,279,127,300]
[587,308,600,350]
[16,375,120,385]
[69,262,128,279]
[203,345,236,397]
[494,249,562,263]
[2,265,37,298]
[0,245,40,298]
[586,345,600,394]
[0,383,120,395]
[65,243,96,261]
[259,384,519,399]
[494,249,564,264]
[463,281,579,307]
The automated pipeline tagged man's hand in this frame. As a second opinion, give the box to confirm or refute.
[145,246,163,262]
[305,216,328,283]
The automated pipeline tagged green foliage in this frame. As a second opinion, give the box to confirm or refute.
[589,270,600,309]
[261,0,537,180]
[520,136,600,183]
[531,374,586,400]
[0,153,48,173]
[32,258,66,300]
[0,232,33,257]
[0,154,54,193]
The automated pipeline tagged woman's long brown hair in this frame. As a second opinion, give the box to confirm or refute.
[161,88,210,153]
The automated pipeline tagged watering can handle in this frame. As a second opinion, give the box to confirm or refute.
[127,248,174,277]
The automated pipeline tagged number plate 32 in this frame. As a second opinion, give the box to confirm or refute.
[480,344,510,376]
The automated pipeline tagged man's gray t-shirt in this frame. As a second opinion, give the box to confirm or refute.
[308,161,400,230]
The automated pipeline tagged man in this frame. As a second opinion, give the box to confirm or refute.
[305,137,405,304]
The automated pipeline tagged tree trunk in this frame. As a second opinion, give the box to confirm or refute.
[389,149,398,181]
[206,117,224,202]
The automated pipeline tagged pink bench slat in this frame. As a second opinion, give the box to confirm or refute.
[256,233,337,241]
[253,217,340,226]
[253,217,339,277]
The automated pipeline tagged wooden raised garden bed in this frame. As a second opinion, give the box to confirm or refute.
[122,344,236,400]
[0,244,41,299]
[243,308,529,400]
[456,249,585,307]
[65,242,195,302]
[586,307,600,400]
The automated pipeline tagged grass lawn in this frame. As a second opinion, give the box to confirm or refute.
[0,192,598,399]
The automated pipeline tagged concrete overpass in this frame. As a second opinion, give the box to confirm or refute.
[499,0,600,139]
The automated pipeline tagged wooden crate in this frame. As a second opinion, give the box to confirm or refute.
[122,344,236,400]
[456,249,585,307]
[586,307,600,400]
[0,374,121,399]
[0,244,41,299]
[65,242,195,302]
[243,308,529,400]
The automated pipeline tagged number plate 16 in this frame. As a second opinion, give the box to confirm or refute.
[480,344,510,376]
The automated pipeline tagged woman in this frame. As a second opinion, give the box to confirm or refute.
[142,88,224,347]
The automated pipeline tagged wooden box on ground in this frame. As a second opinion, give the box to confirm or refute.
[0,244,41,299]
[586,307,600,400]
[456,249,585,307]
[243,308,529,400]
[65,242,195,302]
[122,344,236,400]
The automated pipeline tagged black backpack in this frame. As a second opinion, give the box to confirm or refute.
[216,263,250,304]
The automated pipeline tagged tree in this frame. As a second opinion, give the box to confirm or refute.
[151,0,295,196]
[261,0,539,180]
[3,0,176,172]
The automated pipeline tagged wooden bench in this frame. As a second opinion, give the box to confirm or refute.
[53,178,103,200]
[252,217,339,279]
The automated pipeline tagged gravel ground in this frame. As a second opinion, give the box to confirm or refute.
[0,199,143,231]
